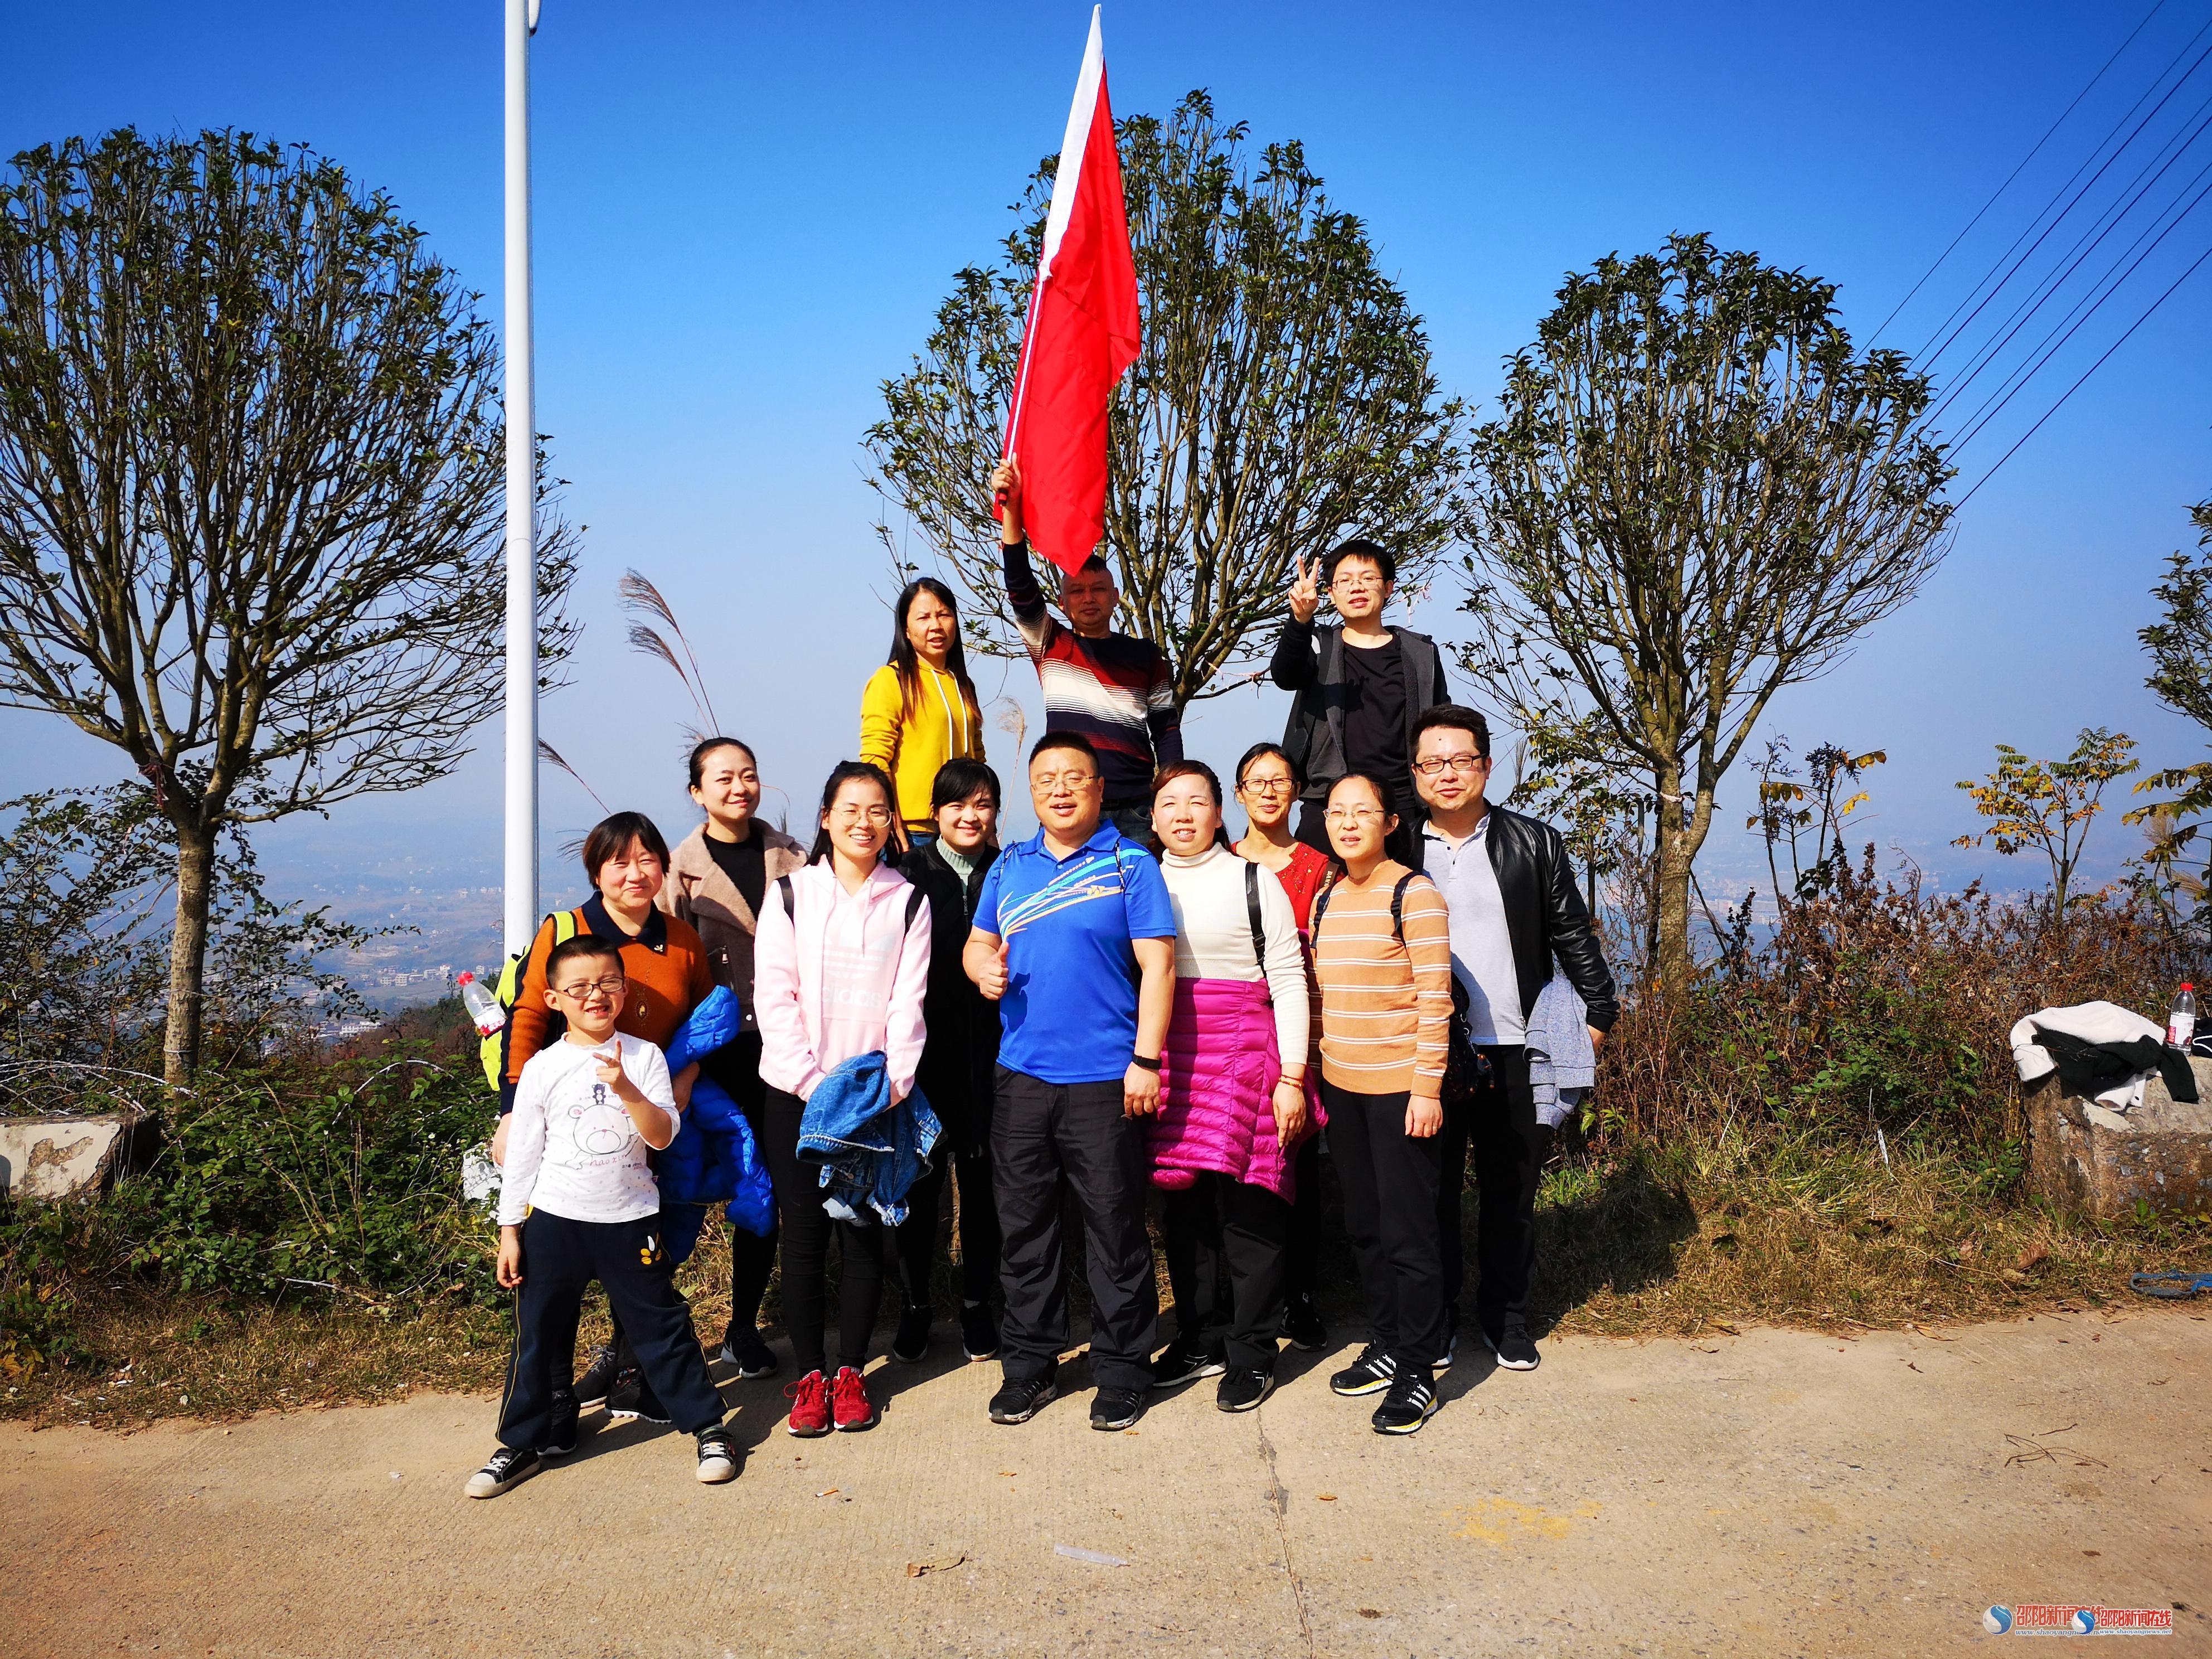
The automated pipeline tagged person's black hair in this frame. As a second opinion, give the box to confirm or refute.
[1321,537,1396,588]
[1325,769,1401,821]
[547,933,623,983]
[807,760,899,865]
[1074,553,1112,576]
[1150,759,1233,852]
[930,756,1002,814]
[687,735,758,789]
[886,578,983,735]
[1030,730,1100,769]
[1408,703,1492,760]
[1234,741,1306,792]
[581,812,671,882]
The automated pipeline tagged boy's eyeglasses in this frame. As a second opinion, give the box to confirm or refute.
[1411,754,1488,777]
[551,977,625,1001]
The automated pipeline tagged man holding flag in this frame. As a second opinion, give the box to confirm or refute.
[991,7,1176,840]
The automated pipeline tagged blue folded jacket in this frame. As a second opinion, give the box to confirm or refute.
[797,1051,940,1226]
[654,986,775,1245]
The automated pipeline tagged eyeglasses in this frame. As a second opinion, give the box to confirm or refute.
[551,977,625,1001]
[1411,753,1488,777]
[1331,571,1385,590]
[1323,806,1388,825]
[1032,772,1099,792]
[1238,776,1294,795]
[833,805,894,826]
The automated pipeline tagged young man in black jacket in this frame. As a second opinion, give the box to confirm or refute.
[1407,705,1618,1372]
[890,759,1006,1364]
[1269,539,1451,866]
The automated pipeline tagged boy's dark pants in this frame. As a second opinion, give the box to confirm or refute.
[500,1209,725,1451]
[992,1066,1160,1393]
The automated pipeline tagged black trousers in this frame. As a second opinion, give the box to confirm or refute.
[1283,1136,1325,1304]
[891,1136,1001,1311]
[500,1209,724,1450]
[761,1086,885,1376]
[1295,796,1419,867]
[1321,1078,1446,1370]
[992,1067,1159,1392]
[1467,1045,1550,1333]
[703,1034,779,1339]
[1162,1172,1290,1372]
[1437,1082,1471,1316]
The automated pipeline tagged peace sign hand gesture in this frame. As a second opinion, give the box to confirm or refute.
[1287,555,1321,623]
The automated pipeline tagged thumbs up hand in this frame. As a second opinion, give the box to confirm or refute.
[969,934,1011,1001]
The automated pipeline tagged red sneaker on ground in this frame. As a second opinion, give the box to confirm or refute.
[783,1370,830,1438]
[831,1365,877,1432]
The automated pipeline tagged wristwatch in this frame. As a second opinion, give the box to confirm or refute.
[1131,1054,1162,1073]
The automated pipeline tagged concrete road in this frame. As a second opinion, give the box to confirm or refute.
[5,1311,2206,1658]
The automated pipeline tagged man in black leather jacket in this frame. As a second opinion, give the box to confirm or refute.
[1406,705,1618,1372]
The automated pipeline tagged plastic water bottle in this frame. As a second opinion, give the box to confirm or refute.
[458,971,505,1038]
[2169,982,2196,1050]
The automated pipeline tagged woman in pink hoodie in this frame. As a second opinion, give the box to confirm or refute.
[754,761,932,1437]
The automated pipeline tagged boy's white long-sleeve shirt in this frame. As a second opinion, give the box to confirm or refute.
[498,1034,677,1227]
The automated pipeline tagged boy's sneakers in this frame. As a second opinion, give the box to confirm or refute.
[463,1444,540,1499]
[695,1425,739,1484]
[890,1303,932,1365]
[609,1371,670,1424]
[784,1370,832,1438]
[1090,1386,1146,1432]
[718,1325,778,1380]
[1149,1337,1226,1390]
[988,1369,1057,1425]
[1329,1343,1396,1397]
[1216,1367,1274,1413]
[831,1366,878,1432]
[1482,1320,1541,1371]
[574,1344,624,1410]
[1371,1369,1440,1435]
[541,1388,579,1456]
[1279,1292,1327,1352]
[959,1300,1000,1361]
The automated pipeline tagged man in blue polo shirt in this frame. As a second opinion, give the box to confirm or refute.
[964,731,1176,1432]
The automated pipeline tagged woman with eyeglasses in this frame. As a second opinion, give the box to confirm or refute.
[1144,760,1312,1413]
[754,761,933,1437]
[860,578,988,846]
[1230,742,1337,1351]
[1309,771,1454,1435]
[496,811,716,1422]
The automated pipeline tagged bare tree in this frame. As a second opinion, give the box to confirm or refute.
[0,130,579,1081]
[867,91,1463,709]
[1459,234,1953,989]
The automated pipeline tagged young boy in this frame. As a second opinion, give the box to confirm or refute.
[465,934,738,1497]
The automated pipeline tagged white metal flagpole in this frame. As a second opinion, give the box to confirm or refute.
[502,0,541,958]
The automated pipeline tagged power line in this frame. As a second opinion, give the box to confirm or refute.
[1872,0,2172,344]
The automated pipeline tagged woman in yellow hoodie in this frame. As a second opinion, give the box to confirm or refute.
[860,577,987,842]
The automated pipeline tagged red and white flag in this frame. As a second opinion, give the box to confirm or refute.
[1001,6,1141,576]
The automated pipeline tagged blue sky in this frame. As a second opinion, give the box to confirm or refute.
[4,0,2208,919]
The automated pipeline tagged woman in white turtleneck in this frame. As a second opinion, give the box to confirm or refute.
[1144,759,1314,1413]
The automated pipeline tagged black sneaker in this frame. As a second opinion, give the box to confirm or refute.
[1216,1367,1274,1413]
[718,1325,778,1380]
[959,1300,1000,1361]
[988,1370,1058,1425]
[1149,1337,1227,1390]
[541,1388,579,1456]
[574,1344,623,1410]
[1371,1369,1439,1435]
[1090,1386,1146,1431]
[1329,1343,1396,1397]
[695,1425,739,1485]
[610,1370,670,1424]
[1279,1292,1327,1352]
[891,1302,933,1365]
[1483,1322,1541,1371]
[463,1444,540,1499]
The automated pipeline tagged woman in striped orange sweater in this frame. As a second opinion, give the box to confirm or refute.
[1308,770,1455,1435]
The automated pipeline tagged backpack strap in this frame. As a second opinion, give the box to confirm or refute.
[1389,872,1415,947]
[1311,872,1340,937]
[904,884,925,932]
[777,874,795,920]
[1244,860,1267,974]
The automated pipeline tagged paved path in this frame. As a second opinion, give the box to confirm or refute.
[5,1312,2207,1657]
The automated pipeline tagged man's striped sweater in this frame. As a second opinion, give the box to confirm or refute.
[1002,541,1182,802]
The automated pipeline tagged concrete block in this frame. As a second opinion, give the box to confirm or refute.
[2026,1056,2212,1219]
[0,1113,135,1200]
